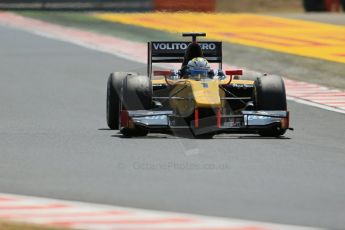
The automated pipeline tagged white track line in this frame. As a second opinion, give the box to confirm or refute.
[287,96,345,114]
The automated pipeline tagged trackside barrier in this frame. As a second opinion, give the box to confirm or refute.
[153,0,216,12]
[0,0,153,11]
[0,0,216,12]
[4,0,342,12]
[303,0,345,11]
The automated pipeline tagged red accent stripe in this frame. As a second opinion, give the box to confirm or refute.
[225,70,243,76]
[121,110,129,127]
[195,108,199,128]
[217,108,221,128]
[154,70,171,76]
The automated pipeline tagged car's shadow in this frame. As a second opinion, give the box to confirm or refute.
[99,128,291,140]
[216,135,291,140]
[111,134,173,139]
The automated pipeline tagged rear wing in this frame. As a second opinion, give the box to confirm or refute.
[148,41,222,77]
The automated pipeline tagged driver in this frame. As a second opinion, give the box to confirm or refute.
[180,57,225,80]
[185,57,210,80]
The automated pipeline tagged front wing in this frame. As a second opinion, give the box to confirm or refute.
[121,110,290,135]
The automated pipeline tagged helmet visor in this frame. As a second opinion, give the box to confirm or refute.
[189,69,208,79]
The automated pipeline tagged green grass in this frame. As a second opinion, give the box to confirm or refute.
[17,11,345,89]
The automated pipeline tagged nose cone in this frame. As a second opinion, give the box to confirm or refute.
[190,80,221,107]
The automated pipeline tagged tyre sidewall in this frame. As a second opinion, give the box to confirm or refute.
[254,75,287,137]
[107,72,138,129]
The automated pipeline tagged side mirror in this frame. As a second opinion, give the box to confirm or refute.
[153,70,172,76]
[221,70,243,85]
[225,70,243,76]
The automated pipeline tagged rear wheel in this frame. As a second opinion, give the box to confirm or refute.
[254,75,287,137]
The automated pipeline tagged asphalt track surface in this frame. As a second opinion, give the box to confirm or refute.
[1,25,345,229]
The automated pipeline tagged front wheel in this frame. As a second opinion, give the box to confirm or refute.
[107,72,139,130]
[254,75,287,137]
[120,74,152,137]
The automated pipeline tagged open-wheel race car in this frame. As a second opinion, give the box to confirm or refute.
[106,32,291,138]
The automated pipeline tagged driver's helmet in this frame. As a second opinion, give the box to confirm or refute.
[186,57,210,80]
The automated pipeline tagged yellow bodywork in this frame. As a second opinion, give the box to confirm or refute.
[189,79,222,107]
[152,77,254,117]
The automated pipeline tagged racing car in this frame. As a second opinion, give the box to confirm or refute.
[106,32,291,138]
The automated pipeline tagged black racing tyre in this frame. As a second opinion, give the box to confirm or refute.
[120,75,152,137]
[254,75,287,137]
[303,0,326,12]
[106,72,137,130]
[122,75,152,110]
